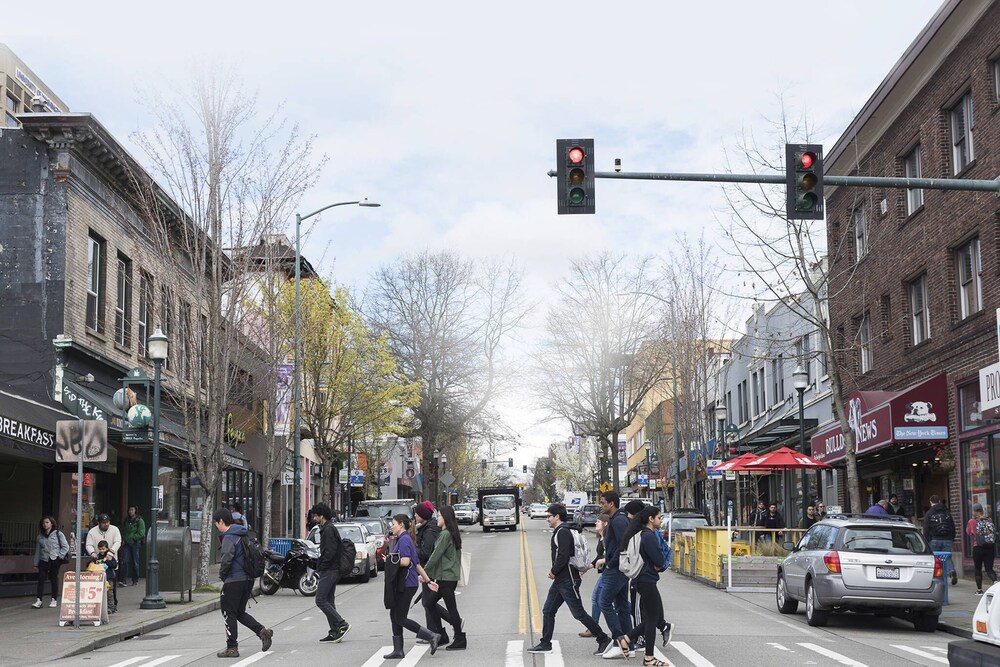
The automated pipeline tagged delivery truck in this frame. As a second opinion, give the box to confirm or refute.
[477,486,520,532]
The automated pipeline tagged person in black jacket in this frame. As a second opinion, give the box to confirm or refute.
[923,494,959,585]
[414,501,447,645]
[527,504,612,656]
[214,508,272,658]
[619,506,672,665]
[310,503,350,644]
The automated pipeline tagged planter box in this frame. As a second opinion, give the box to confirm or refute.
[718,556,782,588]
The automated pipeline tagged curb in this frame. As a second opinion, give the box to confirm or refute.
[938,619,973,640]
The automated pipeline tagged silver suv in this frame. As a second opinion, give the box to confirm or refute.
[775,514,944,631]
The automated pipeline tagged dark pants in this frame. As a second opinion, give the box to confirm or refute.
[627,581,664,658]
[390,586,424,636]
[540,575,607,645]
[424,579,462,634]
[36,559,61,600]
[973,544,997,590]
[121,542,141,584]
[315,569,346,632]
[221,580,263,648]
[598,568,634,639]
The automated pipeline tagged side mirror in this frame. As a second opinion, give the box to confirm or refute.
[782,541,796,551]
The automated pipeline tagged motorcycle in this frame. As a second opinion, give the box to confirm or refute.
[259,538,320,596]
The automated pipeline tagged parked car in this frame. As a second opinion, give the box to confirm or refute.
[529,503,549,519]
[355,500,414,520]
[775,514,943,631]
[663,508,709,548]
[453,503,479,525]
[335,522,379,582]
[352,516,391,570]
[574,504,601,528]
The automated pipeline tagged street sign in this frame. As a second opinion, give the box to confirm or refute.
[600,481,613,493]
[350,469,364,487]
[707,459,722,479]
[55,420,108,462]
[281,470,294,486]
[440,472,456,488]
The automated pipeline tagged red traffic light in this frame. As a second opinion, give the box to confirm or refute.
[568,146,585,164]
[800,152,815,169]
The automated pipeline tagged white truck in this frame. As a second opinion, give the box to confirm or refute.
[562,492,588,519]
[478,486,519,532]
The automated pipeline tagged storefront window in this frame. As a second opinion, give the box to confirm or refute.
[964,438,991,551]
[959,383,984,432]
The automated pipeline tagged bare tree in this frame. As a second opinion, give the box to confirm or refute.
[534,253,672,490]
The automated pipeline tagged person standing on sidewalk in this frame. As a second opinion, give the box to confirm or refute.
[85,514,122,561]
[310,502,350,644]
[966,503,998,595]
[527,504,612,656]
[120,505,145,587]
[596,491,634,656]
[422,505,467,650]
[214,508,273,658]
[32,516,68,609]
[923,495,958,585]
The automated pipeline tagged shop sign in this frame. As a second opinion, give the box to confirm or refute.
[58,571,106,626]
[0,411,55,449]
[225,413,246,444]
[979,360,1000,418]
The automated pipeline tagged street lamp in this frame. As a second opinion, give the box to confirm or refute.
[793,365,810,524]
[643,440,652,499]
[432,449,441,507]
[715,401,728,523]
[440,452,448,506]
[292,199,380,537]
[141,326,168,610]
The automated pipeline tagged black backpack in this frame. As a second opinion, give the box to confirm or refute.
[240,534,266,579]
[927,511,954,538]
[338,537,357,578]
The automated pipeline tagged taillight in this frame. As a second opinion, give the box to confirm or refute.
[933,557,943,578]
[823,551,841,573]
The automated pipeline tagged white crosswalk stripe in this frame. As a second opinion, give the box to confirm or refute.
[360,647,393,667]
[231,651,274,667]
[506,640,524,667]
[397,644,429,667]
[672,641,716,667]
[108,659,153,667]
[890,645,948,664]
[798,643,869,666]
[544,640,564,667]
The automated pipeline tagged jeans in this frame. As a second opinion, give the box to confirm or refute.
[598,568,634,639]
[121,542,141,584]
[315,569,346,632]
[929,538,954,578]
[540,576,607,645]
[221,580,263,648]
[591,573,604,624]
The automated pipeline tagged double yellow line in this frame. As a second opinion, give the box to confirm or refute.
[518,520,542,634]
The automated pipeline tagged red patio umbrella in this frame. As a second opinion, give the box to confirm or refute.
[741,446,830,470]
[709,452,759,472]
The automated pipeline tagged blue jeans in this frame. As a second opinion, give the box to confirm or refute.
[930,539,954,578]
[541,576,606,645]
[121,542,141,584]
[598,568,634,639]
[591,573,604,624]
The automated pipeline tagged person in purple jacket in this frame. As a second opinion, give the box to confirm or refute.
[382,514,442,659]
[865,499,891,516]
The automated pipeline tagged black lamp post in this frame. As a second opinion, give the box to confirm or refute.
[793,365,810,524]
[715,401,728,523]
[433,448,441,507]
[140,326,168,610]
[440,451,448,506]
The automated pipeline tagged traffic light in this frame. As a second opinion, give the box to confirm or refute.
[556,138,595,215]
[481,459,487,470]
[522,464,528,473]
[508,457,514,467]
[785,143,824,220]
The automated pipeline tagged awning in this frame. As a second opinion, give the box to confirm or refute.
[741,416,819,451]
[61,380,127,430]
[810,373,948,465]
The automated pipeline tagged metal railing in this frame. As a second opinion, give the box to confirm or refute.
[0,521,37,556]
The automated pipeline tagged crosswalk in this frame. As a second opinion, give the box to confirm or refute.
[101,638,951,667]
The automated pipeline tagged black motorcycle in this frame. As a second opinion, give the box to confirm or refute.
[259,538,320,596]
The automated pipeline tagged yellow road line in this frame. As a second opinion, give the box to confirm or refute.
[519,523,527,634]
[520,521,543,632]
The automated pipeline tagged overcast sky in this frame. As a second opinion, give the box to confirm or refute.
[6,1,944,464]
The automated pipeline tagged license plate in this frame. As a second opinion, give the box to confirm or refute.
[875,566,900,580]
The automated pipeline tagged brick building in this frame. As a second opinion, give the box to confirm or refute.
[822,0,1000,569]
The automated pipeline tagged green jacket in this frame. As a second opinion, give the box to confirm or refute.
[123,516,146,545]
[424,529,461,582]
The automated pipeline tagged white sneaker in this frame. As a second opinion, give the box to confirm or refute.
[49,599,58,608]
[31,599,42,609]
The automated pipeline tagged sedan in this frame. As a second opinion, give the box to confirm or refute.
[352,517,391,570]
[529,503,549,519]
[336,523,379,582]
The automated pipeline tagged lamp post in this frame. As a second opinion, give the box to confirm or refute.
[642,440,652,499]
[141,326,168,610]
[292,199,380,538]
[793,365,810,524]
[715,401,728,524]
[432,449,441,506]
[440,452,448,506]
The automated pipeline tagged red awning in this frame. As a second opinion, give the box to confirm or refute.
[742,446,830,470]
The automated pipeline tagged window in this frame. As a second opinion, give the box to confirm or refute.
[858,313,872,374]
[771,358,779,406]
[160,286,173,371]
[738,380,749,423]
[951,92,975,174]
[180,303,193,380]
[956,238,982,319]
[86,233,105,332]
[137,273,153,357]
[854,207,868,261]
[801,334,813,385]
[909,274,930,345]
[115,254,132,347]
[751,371,760,416]
[995,59,1000,101]
[904,146,923,214]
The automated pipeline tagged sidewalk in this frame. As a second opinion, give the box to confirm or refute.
[0,565,224,666]
[935,576,981,639]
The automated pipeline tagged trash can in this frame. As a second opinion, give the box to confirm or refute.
[146,526,193,601]
[933,551,951,605]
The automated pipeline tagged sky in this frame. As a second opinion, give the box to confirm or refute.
[5,0,945,466]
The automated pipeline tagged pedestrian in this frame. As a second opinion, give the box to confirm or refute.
[596,491,633,656]
[31,515,69,609]
[923,494,958,586]
[85,513,122,562]
[310,502,350,644]
[621,500,645,646]
[762,503,784,542]
[381,513,441,659]
[527,504,612,656]
[618,506,673,664]
[413,500,444,645]
[231,502,246,526]
[213,507,273,658]
[799,505,818,529]
[422,505,467,650]
[888,493,907,517]
[120,505,145,587]
[580,513,610,637]
[751,500,767,526]
[966,503,998,595]
[816,501,827,519]
[93,540,119,613]
[865,499,890,516]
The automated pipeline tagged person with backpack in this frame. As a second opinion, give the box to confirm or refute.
[309,502,351,644]
[213,507,273,658]
[617,506,673,665]
[31,515,69,609]
[527,504,612,656]
[923,495,958,585]
[422,505,466,650]
[596,491,634,657]
[580,513,611,637]
[966,502,998,595]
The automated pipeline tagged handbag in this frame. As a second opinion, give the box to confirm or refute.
[56,531,71,565]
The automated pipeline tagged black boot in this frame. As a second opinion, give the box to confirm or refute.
[383,636,405,659]
[416,627,442,655]
[445,632,467,650]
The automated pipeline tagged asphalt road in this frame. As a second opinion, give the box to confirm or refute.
[45,517,957,666]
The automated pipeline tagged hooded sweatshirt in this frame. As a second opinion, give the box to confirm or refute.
[218,523,250,582]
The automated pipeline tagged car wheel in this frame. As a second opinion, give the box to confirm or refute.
[370,559,378,578]
[297,571,319,597]
[776,573,798,614]
[913,612,939,632]
[359,563,370,584]
[805,582,829,627]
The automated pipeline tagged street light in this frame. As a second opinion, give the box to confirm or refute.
[440,452,448,506]
[715,401,728,523]
[793,365,810,524]
[141,326,168,610]
[643,440,652,499]
[292,199,380,537]
[432,449,441,507]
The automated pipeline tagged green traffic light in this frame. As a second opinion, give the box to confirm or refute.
[798,192,818,210]
[569,187,585,205]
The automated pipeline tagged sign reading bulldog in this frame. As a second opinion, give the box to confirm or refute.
[811,373,948,465]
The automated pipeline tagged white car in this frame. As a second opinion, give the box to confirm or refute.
[336,522,378,582]
[529,503,549,519]
[453,503,479,525]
